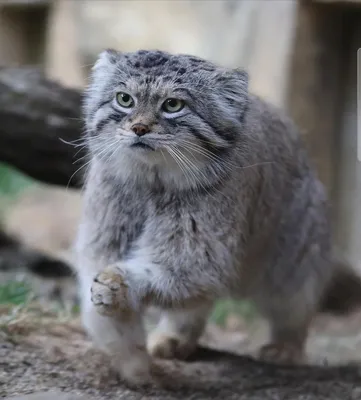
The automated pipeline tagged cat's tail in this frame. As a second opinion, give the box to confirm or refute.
[319,258,361,315]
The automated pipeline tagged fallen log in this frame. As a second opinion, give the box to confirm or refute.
[0,67,84,188]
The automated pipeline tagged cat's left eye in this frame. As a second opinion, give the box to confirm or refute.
[116,92,135,108]
[162,98,185,114]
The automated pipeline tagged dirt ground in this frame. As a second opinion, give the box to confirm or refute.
[2,303,361,400]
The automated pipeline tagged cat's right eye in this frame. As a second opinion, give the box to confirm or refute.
[116,92,135,108]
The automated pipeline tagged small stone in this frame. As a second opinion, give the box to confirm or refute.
[225,314,246,332]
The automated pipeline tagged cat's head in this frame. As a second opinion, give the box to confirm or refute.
[84,49,249,187]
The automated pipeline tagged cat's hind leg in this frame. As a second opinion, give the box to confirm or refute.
[258,314,311,365]
[256,252,329,365]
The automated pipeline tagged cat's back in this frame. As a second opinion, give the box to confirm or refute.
[233,93,313,200]
[244,94,306,156]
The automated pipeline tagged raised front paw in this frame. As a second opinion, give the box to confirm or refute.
[91,265,130,316]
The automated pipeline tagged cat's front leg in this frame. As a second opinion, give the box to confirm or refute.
[147,303,213,360]
[82,265,152,386]
[90,261,221,363]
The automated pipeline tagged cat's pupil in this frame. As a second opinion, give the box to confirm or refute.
[167,99,177,108]
[122,94,130,103]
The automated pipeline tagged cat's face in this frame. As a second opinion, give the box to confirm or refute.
[84,49,248,184]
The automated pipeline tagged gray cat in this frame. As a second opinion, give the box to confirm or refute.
[75,49,361,386]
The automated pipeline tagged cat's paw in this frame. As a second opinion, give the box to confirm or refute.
[91,265,130,316]
[114,353,171,388]
[113,352,153,387]
[258,343,305,365]
[147,331,197,360]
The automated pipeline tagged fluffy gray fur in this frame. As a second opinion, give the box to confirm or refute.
[75,49,355,386]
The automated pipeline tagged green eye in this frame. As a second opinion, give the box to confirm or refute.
[116,92,134,108]
[162,98,185,113]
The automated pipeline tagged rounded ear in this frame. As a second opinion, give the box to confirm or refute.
[217,68,249,109]
[92,48,120,72]
[84,49,121,119]
[233,68,249,93]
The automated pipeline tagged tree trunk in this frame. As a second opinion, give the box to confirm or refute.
[0,67,84,188]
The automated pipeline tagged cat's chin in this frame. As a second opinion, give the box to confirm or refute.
[130,141,155,151]
[129,140,155,151]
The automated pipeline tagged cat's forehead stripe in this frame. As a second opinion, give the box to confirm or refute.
[122,50,217,75]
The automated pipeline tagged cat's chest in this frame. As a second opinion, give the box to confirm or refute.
[132,202,204,254]
[84,177,237,267]
[93,192,212,260]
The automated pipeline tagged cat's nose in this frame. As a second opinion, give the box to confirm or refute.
[131,123,150,137]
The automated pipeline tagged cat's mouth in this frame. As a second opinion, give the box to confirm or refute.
[130,140,154,151]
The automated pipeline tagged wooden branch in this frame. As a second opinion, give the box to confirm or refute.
[0,67,84,188]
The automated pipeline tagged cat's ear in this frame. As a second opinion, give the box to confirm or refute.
[84,49,121,118]
[232,68,249,93]
[92,48,120,72]
[218,68,249,106]
[88,49,121,90]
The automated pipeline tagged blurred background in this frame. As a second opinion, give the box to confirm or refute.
[0,0,361,362]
